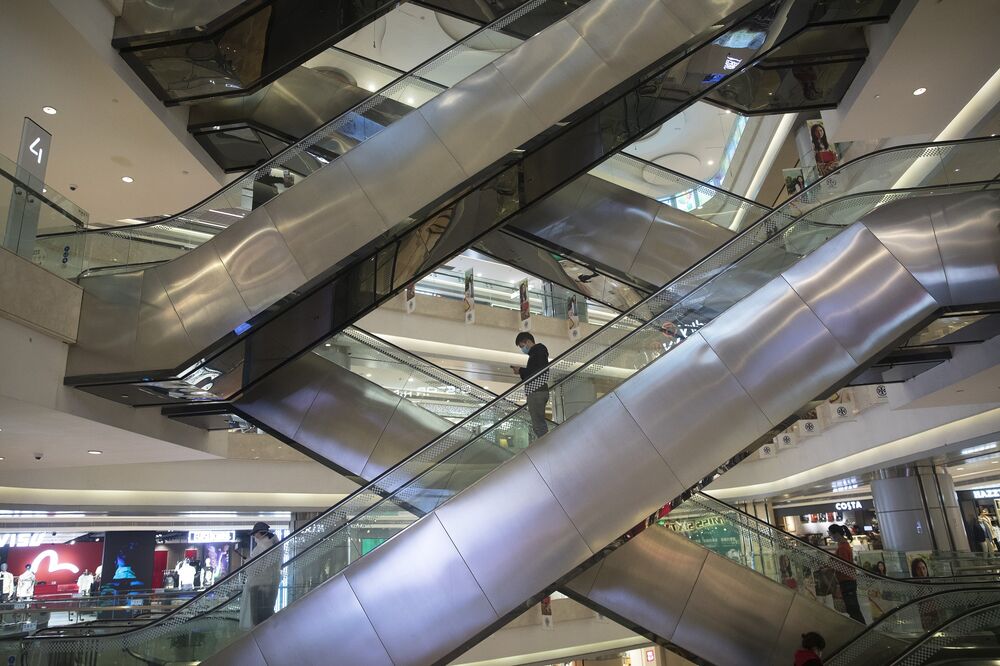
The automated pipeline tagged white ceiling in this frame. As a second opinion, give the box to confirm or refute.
[0,0,224,225]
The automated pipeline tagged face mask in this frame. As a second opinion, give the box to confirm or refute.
[520,346,530,355]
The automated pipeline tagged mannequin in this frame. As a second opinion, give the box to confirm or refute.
[978,509,997,554]
[0,563,13,601]
[16,564,36,600]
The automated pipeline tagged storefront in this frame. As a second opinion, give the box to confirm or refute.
[773,499,878,550]
[2,538,103,597]
[958,487,1000,553]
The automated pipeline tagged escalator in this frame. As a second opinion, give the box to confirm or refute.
[8,135,995,664]
[62,0,897,413]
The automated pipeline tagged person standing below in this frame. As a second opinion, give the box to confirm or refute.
[828,524,865,623]
[0,563,13,601]
[239,522,281,630]
[202,561,215,587]
[511,332,550,439]
[77,569,94,597]
[16,564,36,600]
[177,559,196,591]
[794,632,825,666]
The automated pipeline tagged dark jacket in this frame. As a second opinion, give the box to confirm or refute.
[518,343,549,392]
[794,649,822,666]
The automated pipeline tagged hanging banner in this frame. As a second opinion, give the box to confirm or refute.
[518,279,531,332]
[566,293,581,340]
[404,282,416,313]
[807,119,840,176]
[463,269,475,324]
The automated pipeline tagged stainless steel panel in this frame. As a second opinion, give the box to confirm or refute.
[564,0,698,79]
[265,157,388,282]
[782,224,939,365]
[577,527,709,642]
[207,633,267,666]
[873,507,934,552]
[342,110,468,227]
[234,356,326,444]
[628,204,735,287]
[614,332,772,489]
[151,239,253,351]
[134,269,196,373]
[436,454,593,615]
[773,592,861,664]
[524,394,684,552]
[563,559,604,598]
[213,207,308,314]
[419,62,548,177]
[699,278,857,426]
[360,399,452,479]
[861,197,950,305]
[492,20,620,126]
[929,190,1000,306]
[672,552,795,666]
[252,575,393,666]
[344,515,499,666]
[68,271,142,376]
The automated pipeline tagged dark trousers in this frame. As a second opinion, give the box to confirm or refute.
[839,580,865,623]
[526,390,550,438]
[251,585,278,626]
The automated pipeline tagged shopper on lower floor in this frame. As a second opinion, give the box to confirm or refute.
[829,524,865,623]
[794,632,825,666]
[512,332,550,439]
[239,522,281,630]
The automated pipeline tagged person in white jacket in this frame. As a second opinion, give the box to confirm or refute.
[0,563,13,601]
[177,559,196,590]
[16,564,36,600]
[77,569,94,597]
[238,522,280,630]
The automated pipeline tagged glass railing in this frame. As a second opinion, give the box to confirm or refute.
[886,600,1000,666]
[15,133,994,662]
[33,0,574,278]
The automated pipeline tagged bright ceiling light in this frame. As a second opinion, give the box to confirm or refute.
[87,450,103,455]
[961,442,997,456]
[121,176,134,183]
[707,160,715,166]
[42,106,57,115]
[912,87,927,96]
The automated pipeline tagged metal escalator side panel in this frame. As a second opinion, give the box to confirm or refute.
[210,192,999,666]
[70,0,754,384]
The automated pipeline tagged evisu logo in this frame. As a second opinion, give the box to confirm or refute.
[31,549,80,576]
[876,385,888,398]
[782,435,792,445]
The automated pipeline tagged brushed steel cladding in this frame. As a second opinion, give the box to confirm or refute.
[613,332,772,489]
[772,590,861,662]
[341,111,469,228]
[234,355,326,442]
[860,198,951,305]
[672,552,795,666]
[213,207,308,314]
[564,559,604,598]
[871,475,939,512]
[929,190,1000,306]
[252,575,393,666]
[565,0,732,80]
[576,527,709,641]
[435,454,594,614]
[418,62,548,177]
[360,400,452,480]
[344,515,500,666]
[70,271,142,376]
[264,158,388,281]
[289,357,409,477]
[524,394,685,552]
[875,507,934,552]
[135,269,197,373]
[208,633,267,666]
[151,239,253,351]
[781,224,939,365]
[628,204,736,287]
[698,278,858,426]
[492,20,620,127]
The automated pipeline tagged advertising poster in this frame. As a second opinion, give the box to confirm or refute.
[783,167,808,196]
[404,282,416,314]
[566,293,581,340]
[666,514,742,561]
[201,543,233,580]
[4,542,103,596]
[807,119,840,176]
[518,279,531,332]
[540,595,554,629]
[100,531,155,597]
[463,269,475,324]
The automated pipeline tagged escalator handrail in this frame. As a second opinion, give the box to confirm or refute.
[37,0,556,242]
[885,599,1000,666]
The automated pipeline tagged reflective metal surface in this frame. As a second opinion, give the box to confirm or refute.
[629,203,737,286]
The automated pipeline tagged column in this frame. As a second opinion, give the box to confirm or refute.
[871,464,970,552]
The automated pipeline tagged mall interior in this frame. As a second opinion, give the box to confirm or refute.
[0,0,998,664]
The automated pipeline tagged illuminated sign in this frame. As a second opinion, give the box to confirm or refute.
[723,55,743,70]
[188,530,236,543]
[973,488,1000,499]
[835,501,864,511]
[0,533,46,547]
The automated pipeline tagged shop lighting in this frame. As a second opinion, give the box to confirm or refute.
[121,176,134,183]
[832,476,859,492]
[912,87,927,96]
[966,452,1000,464]
[961,442,997,456]
[87,450,103,455]
[42,106,57,115]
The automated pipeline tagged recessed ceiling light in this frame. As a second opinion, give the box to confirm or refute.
[121,176,134,183]
[913,87,927,96]
[0,457,4,461]
[365,373,372,378]
[956,467,964,470]
[42,106,57,115]
[707,160,715,166]
[324,342,331,347]
[87,450,103,455]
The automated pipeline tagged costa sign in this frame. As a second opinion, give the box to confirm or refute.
[835,501,864,511]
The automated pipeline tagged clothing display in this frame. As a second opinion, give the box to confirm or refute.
[16,569,36,599]
[177,562,196,590]
[77,572,95,596]
[0,567,13,600]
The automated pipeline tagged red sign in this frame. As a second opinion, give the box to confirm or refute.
[6,543,103,596]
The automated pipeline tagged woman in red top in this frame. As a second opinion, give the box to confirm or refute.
[828,524,866,623]
[794,631,825,666]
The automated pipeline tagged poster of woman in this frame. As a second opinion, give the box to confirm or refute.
[463,269,475,324]
[808,119,840,176]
